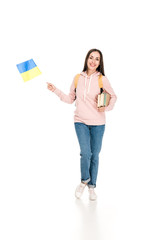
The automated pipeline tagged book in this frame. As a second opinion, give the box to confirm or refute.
[97,92,111,108]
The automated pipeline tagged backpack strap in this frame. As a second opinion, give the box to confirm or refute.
[74,74,80,89]
[98,74,103,93]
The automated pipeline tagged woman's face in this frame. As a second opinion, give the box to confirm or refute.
[87,51,100,72]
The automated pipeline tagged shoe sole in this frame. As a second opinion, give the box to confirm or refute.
[89,197,97,201]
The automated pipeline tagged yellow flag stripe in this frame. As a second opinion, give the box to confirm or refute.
[21,66,41,82]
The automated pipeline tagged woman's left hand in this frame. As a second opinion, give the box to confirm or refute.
[97,106,106,112]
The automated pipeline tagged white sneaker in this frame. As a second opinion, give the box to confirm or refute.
[75,182,86,199]
[88,188,97,201]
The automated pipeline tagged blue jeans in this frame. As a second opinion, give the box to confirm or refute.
[74,122,105,188]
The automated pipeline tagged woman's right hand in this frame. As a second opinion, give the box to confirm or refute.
[46,82,56,92]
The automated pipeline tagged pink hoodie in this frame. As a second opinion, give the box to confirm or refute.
[53,71,117,125]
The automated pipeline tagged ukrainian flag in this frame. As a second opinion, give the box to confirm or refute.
[16,59,41,82]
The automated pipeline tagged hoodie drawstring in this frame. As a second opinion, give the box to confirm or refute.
[84,76,87,101]
[88,75,92,94]
[83,75,93,102]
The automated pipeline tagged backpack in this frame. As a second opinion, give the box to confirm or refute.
[74,74,104,96]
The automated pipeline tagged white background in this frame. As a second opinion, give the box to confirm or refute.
[0,0,160,239]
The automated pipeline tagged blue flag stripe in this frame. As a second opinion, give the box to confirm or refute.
[16,59,37,73]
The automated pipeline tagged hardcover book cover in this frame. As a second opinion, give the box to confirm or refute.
[97,92,111,108]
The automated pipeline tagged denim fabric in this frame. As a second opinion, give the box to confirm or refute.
[74,122,105,188]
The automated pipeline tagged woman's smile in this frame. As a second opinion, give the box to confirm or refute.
[90,63,96,67]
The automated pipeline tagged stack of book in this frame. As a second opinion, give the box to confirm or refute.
[97,92,111,108]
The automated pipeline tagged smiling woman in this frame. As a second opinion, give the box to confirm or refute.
[47,48,117,201]
[87,52,100,72]
[83,49,105,77]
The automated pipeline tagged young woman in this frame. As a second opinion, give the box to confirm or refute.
[47,49,117,201]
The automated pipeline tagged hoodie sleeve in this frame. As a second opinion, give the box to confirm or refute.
[53,77,76,104]
[102,76,117,111]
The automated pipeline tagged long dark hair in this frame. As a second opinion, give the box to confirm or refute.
[82,49,105,76]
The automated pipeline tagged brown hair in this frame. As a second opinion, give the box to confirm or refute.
[82,49,105,76]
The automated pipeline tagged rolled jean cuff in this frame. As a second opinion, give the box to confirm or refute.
[81,178,90,184]
[87,184,96,188]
